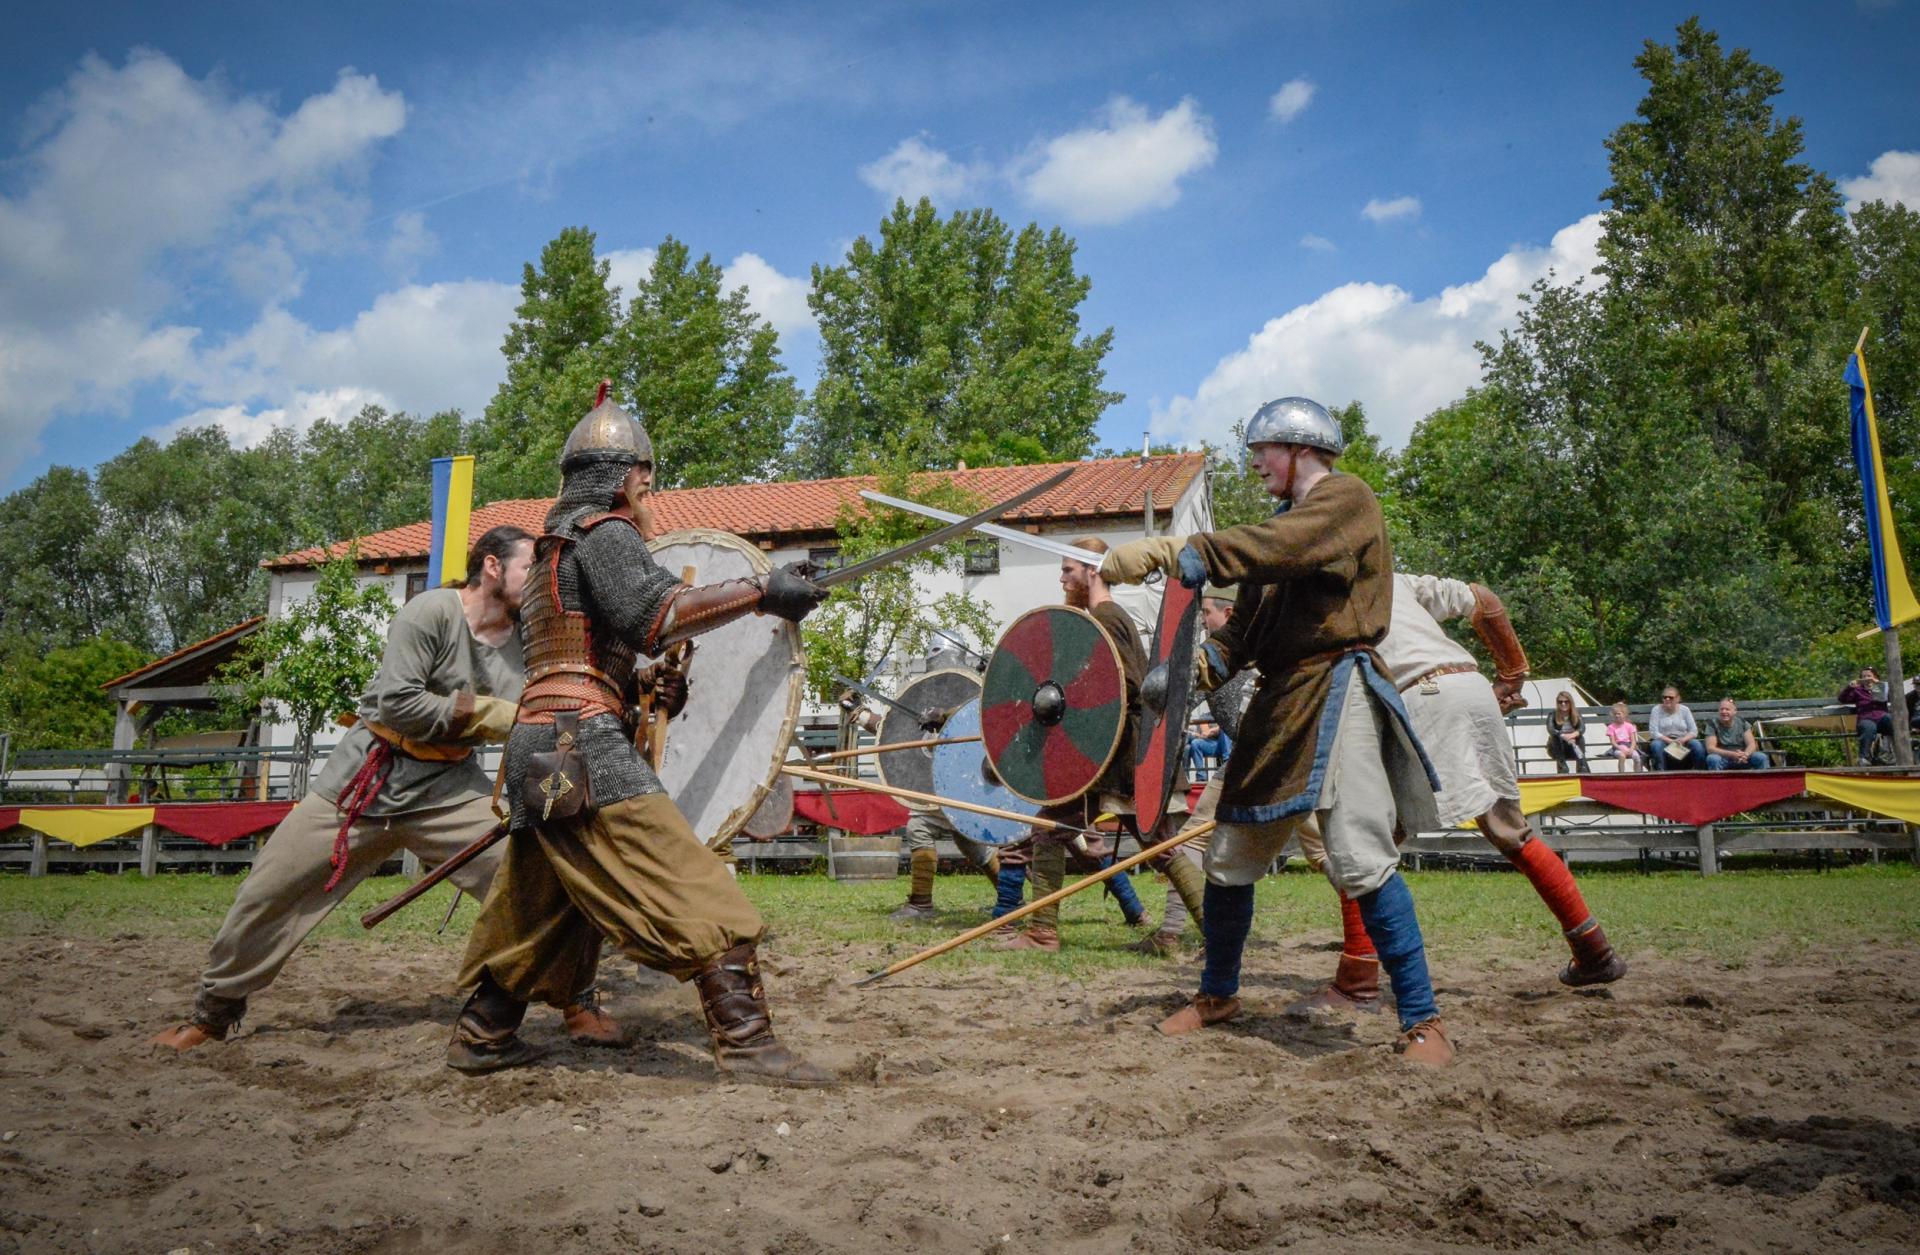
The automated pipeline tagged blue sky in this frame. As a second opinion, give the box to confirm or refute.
[1,1,1916,492]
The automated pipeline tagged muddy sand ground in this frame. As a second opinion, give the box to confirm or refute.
[2,929,1917,1253]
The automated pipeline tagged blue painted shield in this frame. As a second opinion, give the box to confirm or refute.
[933,698,1040,846]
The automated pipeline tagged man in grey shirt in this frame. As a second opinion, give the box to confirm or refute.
[154,526,616,1051]
[1647,686,1706,770]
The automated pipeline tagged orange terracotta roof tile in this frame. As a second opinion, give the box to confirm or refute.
[265,453,1206,571]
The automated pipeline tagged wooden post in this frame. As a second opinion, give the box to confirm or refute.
[29,833,47,877]
[1697,822,1718,876]
[400,850,423,878]
[139,824,158,877]
[108,702,138,804]
[1883,630,1915,767]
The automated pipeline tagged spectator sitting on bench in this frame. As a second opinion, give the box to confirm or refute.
[1705,697,1770,771]
[1839,666,1894,766]
[1603,700,1645,768]
[1647,685,1706,769]
[1187,720,1231,781]
[1547,690,1588,774]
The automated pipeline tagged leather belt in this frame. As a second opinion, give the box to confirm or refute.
[1399,662,1480,693]
[358,717,473,764]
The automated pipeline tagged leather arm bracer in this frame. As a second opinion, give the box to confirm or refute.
[647,578,767,653]
[1468,583,1529,682]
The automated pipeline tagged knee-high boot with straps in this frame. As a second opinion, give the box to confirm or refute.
[447,971,543,1074]
[693,943,834,1087]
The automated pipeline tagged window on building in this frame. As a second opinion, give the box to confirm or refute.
[963,538,1000,575]
[808,546,842,572]
[405,573,428,602]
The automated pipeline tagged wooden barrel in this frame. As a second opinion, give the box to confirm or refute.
[828,834,902,880]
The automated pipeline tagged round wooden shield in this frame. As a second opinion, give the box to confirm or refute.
[981,605,1126,805]
[742,772,794,839]
[875,667,982,799]
[933,698,1039,846]
[646,529,804,851]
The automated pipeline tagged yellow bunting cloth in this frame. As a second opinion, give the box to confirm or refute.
[19,807,155,847]
[1804,773,1920,826]
[1462,777,1585,829]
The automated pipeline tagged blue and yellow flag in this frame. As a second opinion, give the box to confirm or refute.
[427,455,475,588]
[1847,344,1920,634]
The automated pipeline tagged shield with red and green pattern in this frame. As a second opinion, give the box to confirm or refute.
[981,606,1126,805]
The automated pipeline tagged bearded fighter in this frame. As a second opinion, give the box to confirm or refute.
[1288,572,1627,1015]
[1102,396,1454,1065]
[449,390,835,1086]
[152,525,618,1052]
[998,538,1205,951]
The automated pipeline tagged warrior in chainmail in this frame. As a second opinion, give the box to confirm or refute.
[451,387,836,1086]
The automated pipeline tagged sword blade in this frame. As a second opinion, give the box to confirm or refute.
[859,490,1107,566]
[831,673,933,726]
[819,467,1075,588]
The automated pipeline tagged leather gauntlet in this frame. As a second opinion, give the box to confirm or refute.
[1469,583,1530,695]
[649,578,766,651]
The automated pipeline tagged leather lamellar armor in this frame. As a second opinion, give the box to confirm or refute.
[518,515,644,726]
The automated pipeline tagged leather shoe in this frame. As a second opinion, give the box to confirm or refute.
[1157,994,1240,1036]
[1396,1018,1455,1067]
[151,1022,219,1052]
[999,925,1059,952]
[562,1002,626,1046]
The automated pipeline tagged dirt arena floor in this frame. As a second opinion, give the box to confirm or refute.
[3,921,1917,1254]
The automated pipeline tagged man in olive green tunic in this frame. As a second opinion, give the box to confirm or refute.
[152,526,616,1051]
[1102,396,1454,1065]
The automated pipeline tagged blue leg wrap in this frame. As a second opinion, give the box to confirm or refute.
[1354,872,1438,1029]
[992,865,1027,918]
[1102,855,1146,923]
[1199,881,1255,999]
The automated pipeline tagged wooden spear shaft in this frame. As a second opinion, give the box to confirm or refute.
[805,735,979,764]
[781,763,1075,831]
[853,818,1219,987]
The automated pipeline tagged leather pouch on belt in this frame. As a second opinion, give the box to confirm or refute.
[525,711,590,822]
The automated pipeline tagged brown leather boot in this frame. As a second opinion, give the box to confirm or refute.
[693,943,834,1088]
[1284,953,1383,1017]
[1133,929,1183,957]
[999,925,1060,952]
[1157,993,1241,1036]
[447,973,543,1074]
[561,990,626,1047]
[1396,1018,1455,1067]
[1560,918,1629,987]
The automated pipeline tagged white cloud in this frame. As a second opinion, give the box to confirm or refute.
[859,137,990,205]
[1361,196,1421,224]
[1299,234,1337,253]
[603,247,660,304]
[1842,150,1920,213]
[1269,79,1316,124]
[166,386,391,448]
[0,49,406,480]
[1152,214,1605,452]
[724,253,816,340]
[1015,96,1217,224]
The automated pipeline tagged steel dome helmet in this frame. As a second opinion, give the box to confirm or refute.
[1243,396,1343,457]
[560,380,654,473]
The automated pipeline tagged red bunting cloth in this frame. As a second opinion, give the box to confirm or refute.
[0,808,18,832]
[155,802,296,846]
[791,789,909,835]
[1579,770,1807,826]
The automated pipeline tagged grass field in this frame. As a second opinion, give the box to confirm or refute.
[3,861,1914,976]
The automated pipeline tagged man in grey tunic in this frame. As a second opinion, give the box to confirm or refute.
[153,526,616,1051]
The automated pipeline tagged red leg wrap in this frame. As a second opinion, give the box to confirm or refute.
[1339,890,1376,959]
[1509,838,1591,935]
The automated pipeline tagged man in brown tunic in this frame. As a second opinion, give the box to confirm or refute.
[450,389,834,1086]
[1102,396,1453,1064]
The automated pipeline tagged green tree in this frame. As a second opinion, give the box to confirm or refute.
[297,404,468,542]
[219,550,394,792]
[95,427,302,651]
[0,465,147,649]
[471,226,621,502]
[800,459,998,702]
[615,237,800,488]
[0,635,148,750]
[796,198,1120,477]
[1851,200,1920,548]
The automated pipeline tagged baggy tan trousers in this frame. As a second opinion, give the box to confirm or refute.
[458,792,765,1006]
[195,790,567,1026]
